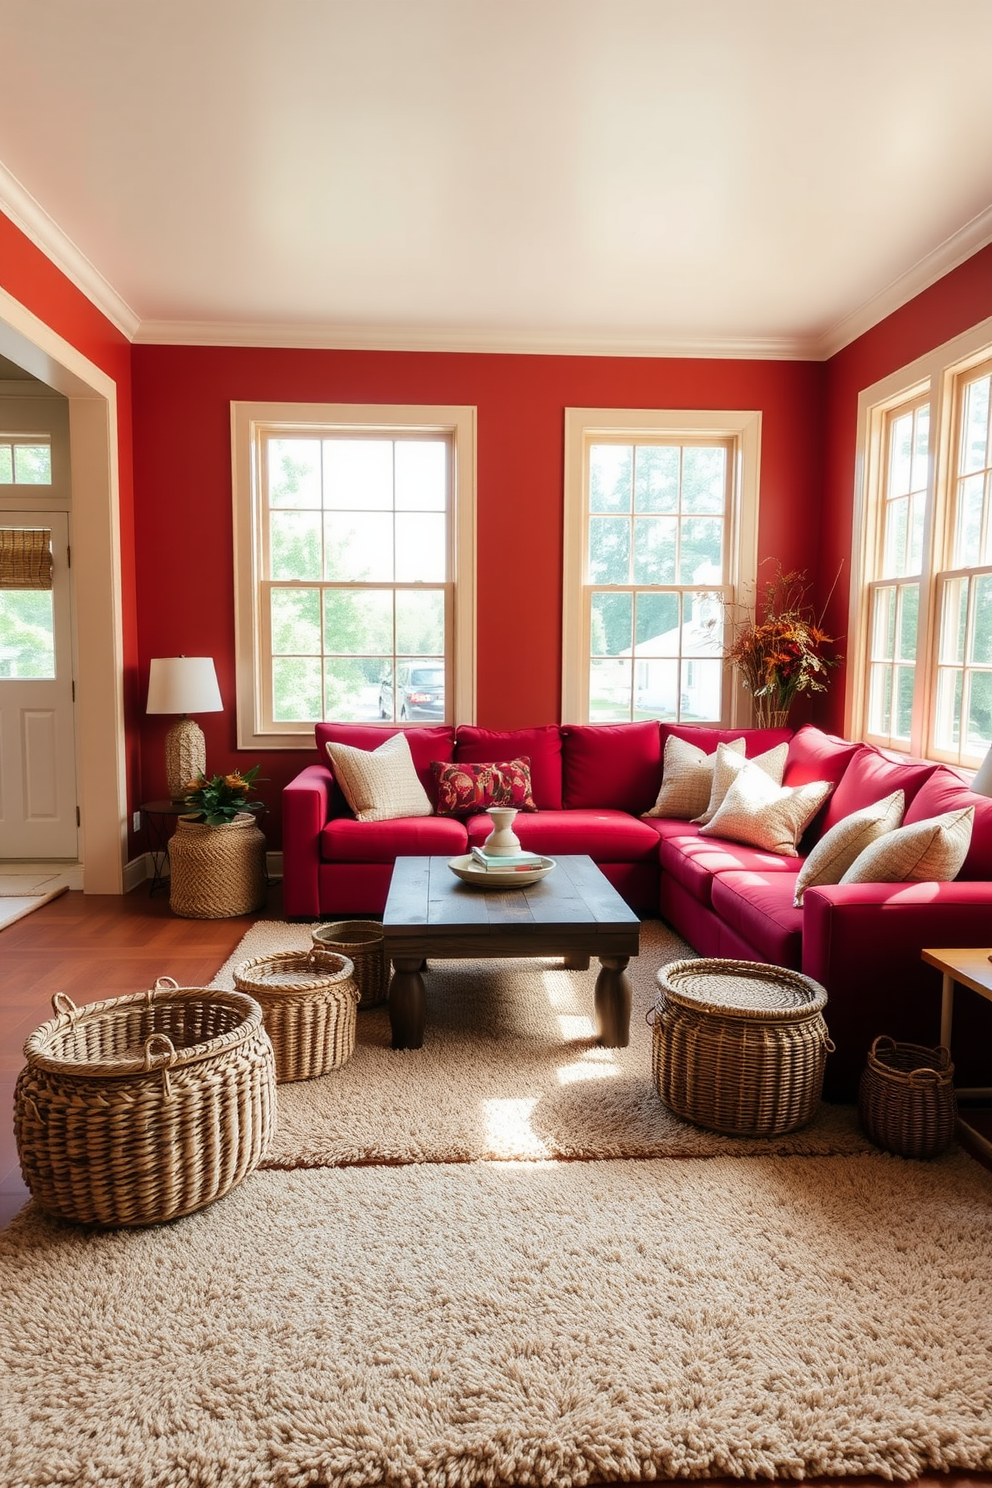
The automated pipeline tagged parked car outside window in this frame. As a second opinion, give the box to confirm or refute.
[379,664,445,721]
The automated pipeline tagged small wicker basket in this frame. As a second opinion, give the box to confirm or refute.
[652,957,832,1136]
[233,949,359,1082]
[14,978,276,1228]
[858,1036,957,1159]
[311,920,388,1008]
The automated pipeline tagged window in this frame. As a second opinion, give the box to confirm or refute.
[851,319,992,767]
[562,408,760,725]
[232,403,476,748]
[0,435,51,485]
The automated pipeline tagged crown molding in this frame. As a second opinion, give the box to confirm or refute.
[133,318,821,360]
[0,163,140,342]
[815,203,992,361]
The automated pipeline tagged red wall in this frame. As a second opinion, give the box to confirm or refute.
[0,212,140,849]
[131,346,825,843]
[818,243,992,732]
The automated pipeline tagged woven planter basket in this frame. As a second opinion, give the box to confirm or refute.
[858,1036,957,1159]
[652,957,832,1136]
[311,920,388,1008]
[169,812,266,919]
[233,949,359,1082]
[14,978,276,1228]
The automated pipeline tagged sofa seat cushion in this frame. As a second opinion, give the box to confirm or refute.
[454,726,563,809]
[465,808,662,861]
[641,817,704,841]
[709,871,805,969]
[321,815,468,864]
[659,833,801,908]
[819,744,936,835]
[561,722,662,813]
[903,767,992,880]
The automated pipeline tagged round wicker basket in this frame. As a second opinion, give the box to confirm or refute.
[858,1037,957,1159]
[233,949,359,1082]
[169,812,266,919]
[14,978,276,1228]
[311,920,387,1008]
[652,957,832,1136]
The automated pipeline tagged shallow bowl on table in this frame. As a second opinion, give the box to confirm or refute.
[447,853,556,888]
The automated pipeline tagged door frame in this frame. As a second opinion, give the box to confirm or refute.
[0,287,126,893]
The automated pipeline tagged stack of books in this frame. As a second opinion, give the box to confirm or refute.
[470,845,545,872]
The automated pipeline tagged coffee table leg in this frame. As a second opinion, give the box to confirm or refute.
[389,957,426,1050]
[595,956,631,1047]
[562,954,590,971]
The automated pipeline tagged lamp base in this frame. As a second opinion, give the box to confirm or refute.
[165,716,206,801]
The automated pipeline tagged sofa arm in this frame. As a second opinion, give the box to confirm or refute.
[282,763,335,919]
[801,880,992,1096]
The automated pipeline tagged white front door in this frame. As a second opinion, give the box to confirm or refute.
[0,511,78,858]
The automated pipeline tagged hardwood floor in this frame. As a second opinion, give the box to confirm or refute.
[0,884,281,1227]
[2,887,990,1488]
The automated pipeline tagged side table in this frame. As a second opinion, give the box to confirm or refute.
[140,799,193,896]
[921,946,992,1161]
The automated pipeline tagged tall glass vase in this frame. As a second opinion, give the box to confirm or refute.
[755,700,791,729]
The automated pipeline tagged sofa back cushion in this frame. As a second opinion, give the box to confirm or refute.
[783,725,863,849]
[315,724,455,814]
[561,721,662,812]
[659,723,793,760]
[454,725,563,809]
[819,744,937,835]
[904,767,992,880]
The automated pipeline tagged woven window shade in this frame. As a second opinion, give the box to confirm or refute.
[0,528,53,590]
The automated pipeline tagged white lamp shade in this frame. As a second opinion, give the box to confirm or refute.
[971,743,992,797]
[146,656,223,715]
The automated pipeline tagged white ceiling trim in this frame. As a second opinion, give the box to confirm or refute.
[0,161,139,342]
[132,319,821,360]
[815,204,992,361]
[1,157,989,364]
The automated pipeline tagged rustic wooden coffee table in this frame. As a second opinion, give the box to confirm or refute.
[382,853,640,1050]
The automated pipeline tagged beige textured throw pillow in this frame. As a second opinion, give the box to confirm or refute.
[793,790,905,906]
[698,761,833,855]
[839,806,974,887]
[644,734,745,820]
[694,740,789,825]
[325,732,432,822]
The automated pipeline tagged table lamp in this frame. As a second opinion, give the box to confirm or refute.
[970,742,992,797]
[146,656,223,800]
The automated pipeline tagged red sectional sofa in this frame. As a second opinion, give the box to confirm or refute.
[282,719,992,1096]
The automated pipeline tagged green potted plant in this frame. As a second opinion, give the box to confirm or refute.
[169,767,267,918]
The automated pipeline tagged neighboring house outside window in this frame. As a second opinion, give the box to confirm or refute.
[231,402,476,749]
[562,408,760,726]
[850,319,992,769]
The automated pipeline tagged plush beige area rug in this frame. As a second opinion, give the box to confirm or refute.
[210,919,870,1167]
[2,1152,991,1488]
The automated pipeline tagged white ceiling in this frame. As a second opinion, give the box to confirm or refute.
[1,0,991,358]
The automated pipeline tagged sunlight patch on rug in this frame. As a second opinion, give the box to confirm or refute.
[208,918,874,1168]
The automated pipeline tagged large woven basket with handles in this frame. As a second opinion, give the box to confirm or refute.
[233,949,359,1081]
[858,1037,957,1158]
[311,920,388,1008]
[652,957,832,1136]
[14,978,276,1227]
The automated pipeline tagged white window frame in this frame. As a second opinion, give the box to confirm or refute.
[231,401,476,749]
[562,407,761,726]
[849,314,992,766]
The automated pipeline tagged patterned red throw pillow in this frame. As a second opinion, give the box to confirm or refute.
[432,757,537,817]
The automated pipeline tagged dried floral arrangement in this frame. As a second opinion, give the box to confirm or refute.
[725,566,841,727]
